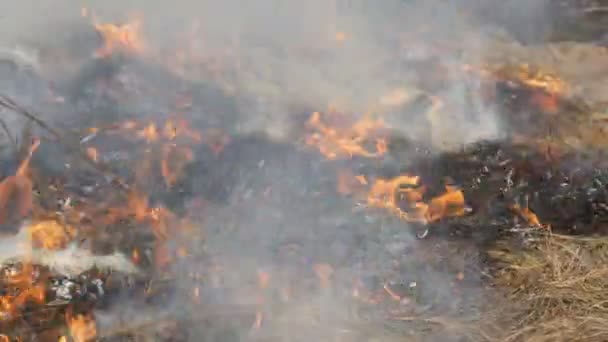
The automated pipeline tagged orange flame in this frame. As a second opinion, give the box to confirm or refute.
[367,176,466,224]
[90,118,204,188]
[305,111,387,160]
[66,308,97,342]
[86,147,98,163]
[28,220,75,250]
[94,19,144,58]
[511,203,543,227]
[425,186,467,223]
[161,145,194,188]
[138,123,159,143]
[0,263,47,322]
[0,138,40,224]
[132,248,141,264]
[463,63,567,114]
[0,284,46,320]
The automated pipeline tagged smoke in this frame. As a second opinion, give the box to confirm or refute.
[0,0,557,340]
[0,0,554,144]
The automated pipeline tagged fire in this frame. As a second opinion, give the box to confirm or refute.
[0,263,47,322]
[0,284,46,321]
[86,118,207,188]
[0,220,76,324]
[132,248,141,264]
[367,175,427,223]
[28,220,75,250]
[0,138,40,224]
[464,63,567,96]
[464,63,567,114]
[106,189,195,269]
[511,203,543,228]
[426,186,467,223]
[366,176,466,224]
[138,122,159,143]
[161,144,194,188]
[530,92,559,114]
[66,308,96,342]
[305,111,387,160]
[86,147,98,163]
[93,19,144,58]
[338,170,467,224]
[335,32,348,42]
[512,64,567,95]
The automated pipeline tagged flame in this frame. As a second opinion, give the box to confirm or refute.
[367,176,466,224]
[513,64,567,95]
[383,283,402,301]
[28,220,75,250]
[335,32,347,42]
[0,263,47,322]
[0,284,46,320]
[0,221,73,322]
[88,118,205,188]
[132,248,141,264]
[511,204,543,227]
[161,144,194,188]
[426,186,467,223]
[163,120,178,141]
[464,63,568,96]
[0,138,40,224]
[138,122,159,143]
[94,19,144,58]
[66,309,96,342]
[92,118,203,145]
[530,92,559,114]
[464,63,567,114]
[86,147,98,163]
[305,111,387,160]
[108,190,190,269]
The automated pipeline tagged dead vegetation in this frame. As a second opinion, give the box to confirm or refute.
[488,232,608,342]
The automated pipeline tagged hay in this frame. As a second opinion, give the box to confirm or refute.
[488,232,608,342]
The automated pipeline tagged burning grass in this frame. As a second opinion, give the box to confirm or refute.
[0,7,607,342]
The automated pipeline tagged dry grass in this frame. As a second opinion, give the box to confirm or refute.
[488,232,608,342]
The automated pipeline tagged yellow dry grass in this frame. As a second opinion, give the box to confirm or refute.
[488,232,608,342]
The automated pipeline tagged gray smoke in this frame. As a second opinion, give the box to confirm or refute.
[0,0,554,144]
